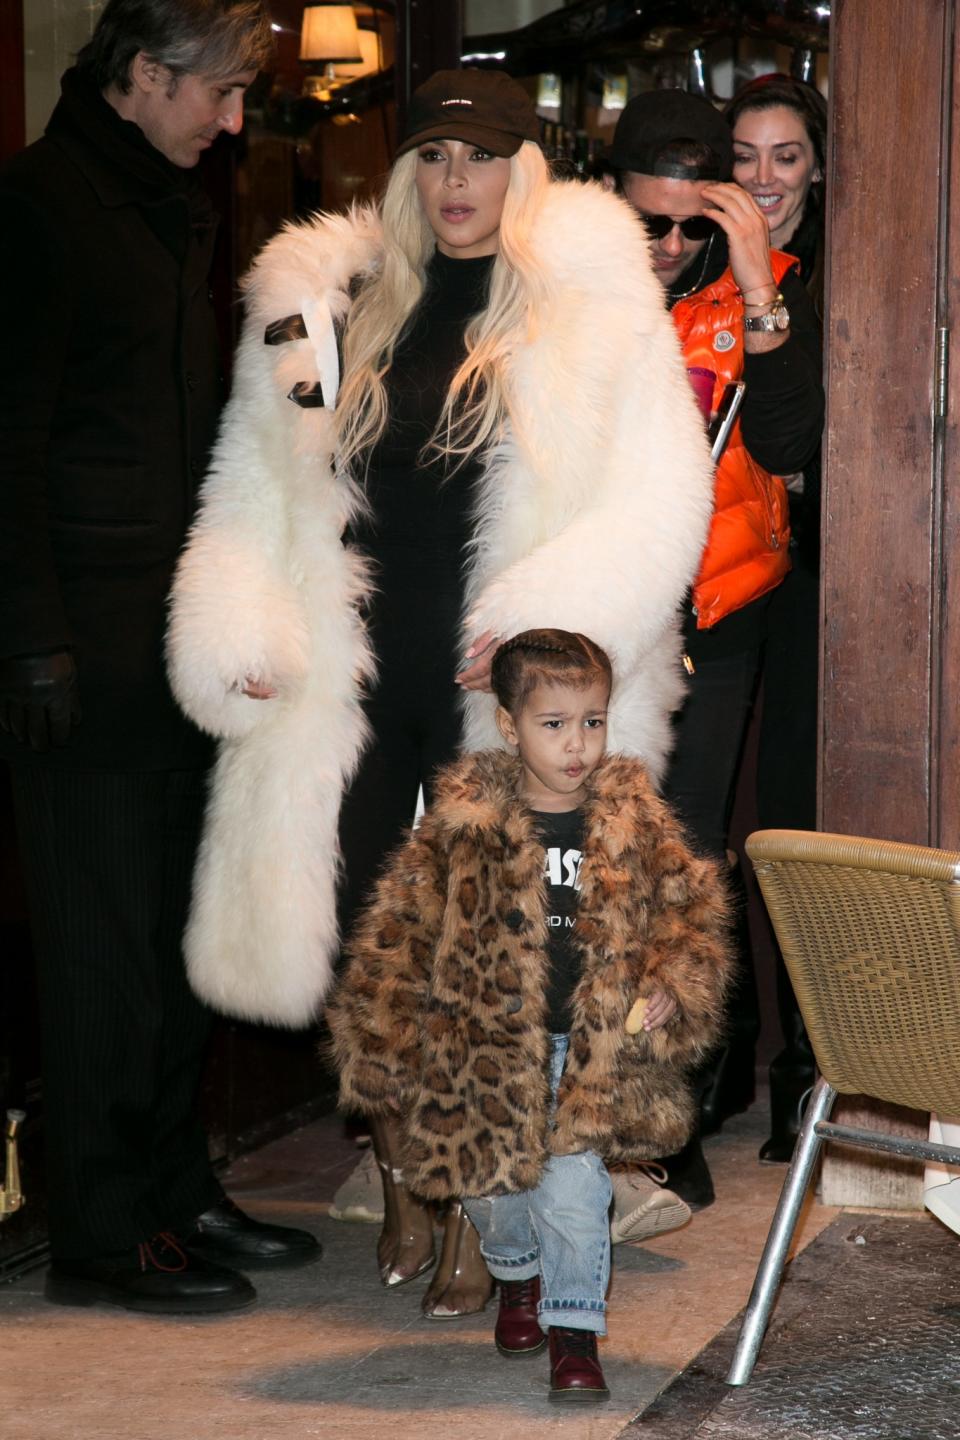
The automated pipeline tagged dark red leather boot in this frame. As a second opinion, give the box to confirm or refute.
[494,1274,547,1356]
[548,1325,610,1402]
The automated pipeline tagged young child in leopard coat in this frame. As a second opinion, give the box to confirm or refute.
[328,630,730,1403]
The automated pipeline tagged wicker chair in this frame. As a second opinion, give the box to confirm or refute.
[726,829,960,1386]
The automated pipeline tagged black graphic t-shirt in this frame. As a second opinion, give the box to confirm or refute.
[533,807,586,1034]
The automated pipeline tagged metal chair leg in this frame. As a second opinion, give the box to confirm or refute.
[726,1076,837,1386]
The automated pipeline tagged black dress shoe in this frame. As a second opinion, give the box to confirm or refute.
[46,1233,256,1314]
[182,1197,322,1270]
[655,1135,715,1210]
[759,1133,796,1164]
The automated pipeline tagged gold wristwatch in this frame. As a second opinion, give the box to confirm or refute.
[743,293,790,332]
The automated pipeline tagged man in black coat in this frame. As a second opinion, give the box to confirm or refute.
[0,0,320,1313]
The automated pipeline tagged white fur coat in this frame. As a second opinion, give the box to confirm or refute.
[166,181,714,1027]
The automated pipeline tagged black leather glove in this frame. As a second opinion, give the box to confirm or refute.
[0,651,82,752]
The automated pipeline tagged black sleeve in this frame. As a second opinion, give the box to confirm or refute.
[739,266,824,477]
[0,181,73,659]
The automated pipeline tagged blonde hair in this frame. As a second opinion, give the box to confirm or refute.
[336,140,553,476]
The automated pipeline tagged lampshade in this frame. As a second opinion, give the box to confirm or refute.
[334,26,383,79]
[300,4,363,64]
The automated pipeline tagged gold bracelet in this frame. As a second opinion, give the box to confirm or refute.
[741,284,778,301]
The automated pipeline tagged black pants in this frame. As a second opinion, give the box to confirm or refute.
[663,594,770,863]
[337,579,464,942]
[665,571,818,1117]
[757,558,818,833]
[661,594,770,1132]
[756,556,819,1091]
[9,766,221,1260]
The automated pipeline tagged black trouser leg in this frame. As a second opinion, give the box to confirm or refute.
[698,854,759,1134]
[656,601,768,1199]
[663,609,766,1104]
[337,606,464,941]
[756,558,819,1156]
[143,770,225,1231]
[9,766,219,1260]
[337,696,464,938]
[662,629,764,864]
[333,628,464,1147]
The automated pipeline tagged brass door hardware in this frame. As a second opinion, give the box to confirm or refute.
[0,1109,26,1220]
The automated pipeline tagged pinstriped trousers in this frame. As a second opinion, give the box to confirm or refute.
[8,766,222,1260]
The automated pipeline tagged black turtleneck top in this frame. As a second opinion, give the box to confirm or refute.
[355,250,494,625]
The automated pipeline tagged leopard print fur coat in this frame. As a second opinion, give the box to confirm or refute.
[328,750,731,1199]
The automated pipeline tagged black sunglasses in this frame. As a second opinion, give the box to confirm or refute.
[639,213,720,241]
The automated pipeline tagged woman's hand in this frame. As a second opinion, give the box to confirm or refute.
[240,676,278,700]
[642,987,678,1032]
[699,181,777,300]
[455,630,501,693]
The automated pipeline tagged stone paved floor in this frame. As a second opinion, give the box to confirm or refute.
[623,1211,960,1440]
[0,1091,847,1439]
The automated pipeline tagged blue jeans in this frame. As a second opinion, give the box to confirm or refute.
[462,1033,612,1336]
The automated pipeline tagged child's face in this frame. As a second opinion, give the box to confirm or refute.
[496,678,609,812]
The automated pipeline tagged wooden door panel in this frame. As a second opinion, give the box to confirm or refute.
[820,0,951,843]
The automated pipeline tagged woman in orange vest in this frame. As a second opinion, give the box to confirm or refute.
[605,89,824,1207]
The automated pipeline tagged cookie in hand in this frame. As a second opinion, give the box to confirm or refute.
[625,997,648,1035]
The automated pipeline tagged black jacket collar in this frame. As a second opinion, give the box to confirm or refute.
[46,67,209,215]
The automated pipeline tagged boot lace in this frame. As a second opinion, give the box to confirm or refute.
[502,1275,539,1308]
[553,1325,597,1356]
[138,1231,189,1273]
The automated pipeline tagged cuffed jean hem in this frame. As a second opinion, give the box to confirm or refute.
[539,1298,607,1336]
[479,1244,540,1283]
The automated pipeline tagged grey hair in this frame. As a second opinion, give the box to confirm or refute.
[77,0,274,93]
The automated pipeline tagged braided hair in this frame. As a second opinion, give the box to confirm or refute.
[491,629,612,716]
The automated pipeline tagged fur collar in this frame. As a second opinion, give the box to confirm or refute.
[427,748,670,863]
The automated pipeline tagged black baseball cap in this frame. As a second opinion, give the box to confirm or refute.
[396,68,541,159]
[610,90,734,180]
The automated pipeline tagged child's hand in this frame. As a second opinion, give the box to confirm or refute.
[627,990,679,1036]
[641,988,677,1032]
[625,988,677,1034]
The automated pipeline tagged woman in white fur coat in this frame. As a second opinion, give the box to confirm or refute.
[167,71,713,1034]
[168,68,714,1316]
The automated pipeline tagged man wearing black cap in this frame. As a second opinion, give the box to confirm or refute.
[605,90,824,1206]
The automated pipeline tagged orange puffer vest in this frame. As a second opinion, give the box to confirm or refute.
[672,250,795,629]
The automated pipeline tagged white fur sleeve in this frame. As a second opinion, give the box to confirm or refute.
[168,207,380,741]
[166,316,318,740]
[466,307,714,673]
